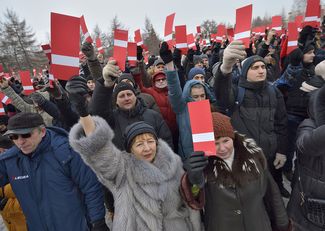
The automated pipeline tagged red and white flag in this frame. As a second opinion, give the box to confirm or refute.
[127,42,137,67]
[234,4,252,47]
[51,12,80,81]
[134,29,143,46]
[196,26,201,34]
[80,15,93,43]
[96,38,104,54]
[287,22,299,55]
[303,0,321,28]
[19,70,34,95]
[175,25,188,53]
[188,100,216,156]
[113,29,128,71]
[271,16,282,32]
[164,13,176,43]
[295,15,304,31]
[252,26,266,36]
[0,92,11,115]
[41,44,51,63]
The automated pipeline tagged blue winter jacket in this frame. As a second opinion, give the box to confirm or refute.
[0,127,105,231]
[167,70,216,160]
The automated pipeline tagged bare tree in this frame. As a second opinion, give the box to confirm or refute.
[143,17,161,55]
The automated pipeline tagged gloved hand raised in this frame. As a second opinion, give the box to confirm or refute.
[30,92,47,107]
[136,46,143,61]
[220,40,246,74]
[185,151,208,188]
[273,153,287,169]
[81,42,96,61]
[173,48,182,68]
[65,76,89,117]
[102,60,120,87]
[159,42,173,64]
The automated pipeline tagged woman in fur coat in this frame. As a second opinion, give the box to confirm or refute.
[180,112,291,231]
[69,114,201,231]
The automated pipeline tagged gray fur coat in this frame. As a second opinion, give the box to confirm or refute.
[69,116,201,231]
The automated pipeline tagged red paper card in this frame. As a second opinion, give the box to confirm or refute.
[96,37,104,54]
[41,44,51,63]
[51,12,80,81]
[287,22,299,55]
[188,100,216,156]
[113,29,128,72]
[127,42,137,67]
[175,25,188,53]
[216,25,226,42]
[134,29,143,46]
[164,13,175,42]
[234,4,252,47]
[303,0,320,28]
[80,15,93,43]
[271,16,282,32]
[196,26,201,34]
[19,70,34,95]
[187,34,197,51]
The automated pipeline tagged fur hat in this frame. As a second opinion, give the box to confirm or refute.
[4,112,44,136]
[188,67,205,80]
[212,112,235,139]
[241,55,265,78]
[112,82,136,103]
[124,121,157,152]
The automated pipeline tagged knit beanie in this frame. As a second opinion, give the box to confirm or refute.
[188,67,206,80]
[113,82,136,103]
[302,42,315,54]
[241,55,266,78]
[124,121,158,152]
[212,112,235,139]
[117,73,136,87]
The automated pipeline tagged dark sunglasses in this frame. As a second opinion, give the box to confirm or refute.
[8,133,32,140]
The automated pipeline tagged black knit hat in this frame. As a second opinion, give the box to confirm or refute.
[241,55,266,78]
[124,121,157,152]
[113,82,136,103]
[4,112,44,136]
[117,73,136,87]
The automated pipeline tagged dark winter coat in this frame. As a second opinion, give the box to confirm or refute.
[181,133,290,231]
[90,78,173,150]
[69,116,201,231]
[287,87,325,231]
[0,127,105,231]
[213,65,287,159]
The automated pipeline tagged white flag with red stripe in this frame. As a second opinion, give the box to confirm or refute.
[51,12,80,81]
[80,15,93,43]
[188,100,216,156]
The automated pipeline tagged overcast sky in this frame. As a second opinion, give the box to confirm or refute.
[1,0,294,44]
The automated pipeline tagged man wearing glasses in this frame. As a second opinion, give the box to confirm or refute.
[0,112,109,231]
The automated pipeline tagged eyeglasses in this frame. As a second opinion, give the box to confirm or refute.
[8,133,32,141]
[155,78,166,82]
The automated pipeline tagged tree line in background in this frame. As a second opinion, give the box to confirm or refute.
[0,0,309,74]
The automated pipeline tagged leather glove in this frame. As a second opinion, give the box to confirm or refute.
[136,46,143,61]
[173,48,182,68]
[102,60,120,87]
[185,151,208,188]
[30,92,46,106]
[91,219,110,231]
[159,41,173,64]
[187,49,195,63]
[65,76,89,117]
[81,42,96,61]
[273,153,287,169]
[288,48,303,66]
[220,40,246,74]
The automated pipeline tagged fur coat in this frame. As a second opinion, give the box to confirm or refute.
[69,116,201,231]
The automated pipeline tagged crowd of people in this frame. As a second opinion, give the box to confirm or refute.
[0,24,324,231]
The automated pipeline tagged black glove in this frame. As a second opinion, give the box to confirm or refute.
[187,49,195,63]
[136,46,143,61]
[81,42,96,61]
[91,219,110,231]
[65,76,89,117]
[173,48,182,68]
[159,42,173,64]
[185,151,208,188]
[30,92,47,106]
[288,48,303,66]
